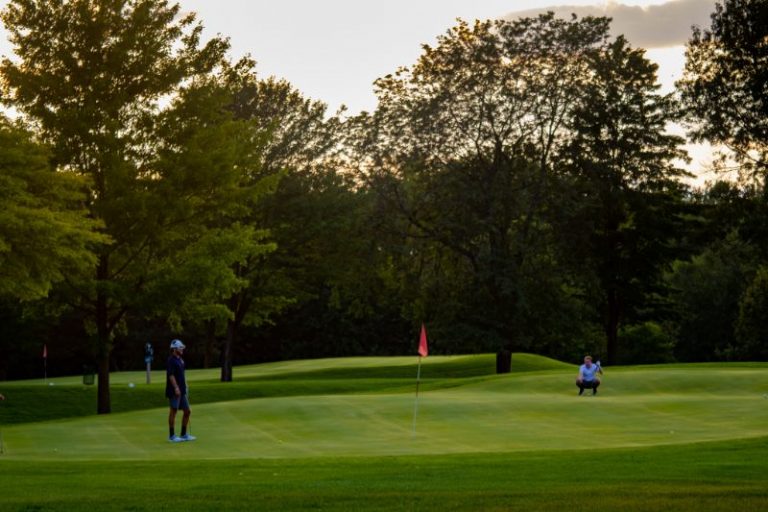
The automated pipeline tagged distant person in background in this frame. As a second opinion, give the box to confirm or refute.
[0,393,4,400]
[576,355,602,395]
[166,339,195,442]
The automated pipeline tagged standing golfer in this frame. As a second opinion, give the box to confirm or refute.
[166,339,195,442]
[576,355,602,395]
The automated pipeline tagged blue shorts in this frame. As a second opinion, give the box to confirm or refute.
[169,395,190,410]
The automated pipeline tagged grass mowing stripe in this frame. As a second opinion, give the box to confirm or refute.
[0,353,571,425]
[0,353,571,387]
[1,355,767,510]
[0,437,766,511]
[3,366,767,460]
[5,356,766,427]
[0,377,503,425]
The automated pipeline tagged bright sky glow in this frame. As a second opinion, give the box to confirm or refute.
[0,0,719,177]
[0,0,713,113]
[172,0,714,113]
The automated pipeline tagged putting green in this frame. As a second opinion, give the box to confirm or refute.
[1,353,568,387]
[2,358,767,461]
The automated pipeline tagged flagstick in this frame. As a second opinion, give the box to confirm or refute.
[411,356,422,437]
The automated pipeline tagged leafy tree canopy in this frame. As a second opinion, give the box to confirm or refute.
[678,0,768,178]
[0,117,106,301]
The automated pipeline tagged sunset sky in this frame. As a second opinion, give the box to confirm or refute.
[176,0,719,178]
[0,0,721,177]
[171,0,715,112]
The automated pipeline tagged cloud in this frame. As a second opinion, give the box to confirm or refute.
[504,0,716,48]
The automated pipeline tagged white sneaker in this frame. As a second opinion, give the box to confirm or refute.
[169,435,184,443]
[180,434,196,442]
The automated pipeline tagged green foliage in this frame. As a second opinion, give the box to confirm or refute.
[3,3,768,377]
[0,118,105,301]
[734,265,768,359]
[668,231,758,361]
[678,0,768,177]
[212,77,348,378]
[223,79,398,363]
[563,36,690,363]
[356,14,616,351]
[148,63,283,329]
[618,321,676,364]
[0,0,269,411]
[232,76,344,174]
[145,224,275,328]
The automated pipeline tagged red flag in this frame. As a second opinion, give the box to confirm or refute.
[43,344,47,359]
[418,324,428,357]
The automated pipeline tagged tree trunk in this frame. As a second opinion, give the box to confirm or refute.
[220,286,250,382]
[97,353,111,414]
[96,255,111,414]
[220,318,235,382]
[605,288,620,366]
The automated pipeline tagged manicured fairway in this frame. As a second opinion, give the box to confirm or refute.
[2,437,768,511]
[1,354,767,510]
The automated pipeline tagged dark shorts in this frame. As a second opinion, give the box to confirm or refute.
[169,395,190,410]
[576,380,600,389]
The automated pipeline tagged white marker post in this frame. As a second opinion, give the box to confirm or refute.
[144,343,154,384]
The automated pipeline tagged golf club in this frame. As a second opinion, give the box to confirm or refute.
[174,391,187,439]
[186,391,191,437]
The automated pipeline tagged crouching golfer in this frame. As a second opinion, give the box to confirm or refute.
[576,355,602,395]
[166,339,196,442]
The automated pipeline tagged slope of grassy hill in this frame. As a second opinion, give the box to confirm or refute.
[0,353,571,424]
[1,354,767,511]
[0,354,766,460]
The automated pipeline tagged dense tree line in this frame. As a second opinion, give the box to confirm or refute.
[0,0,766,413]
